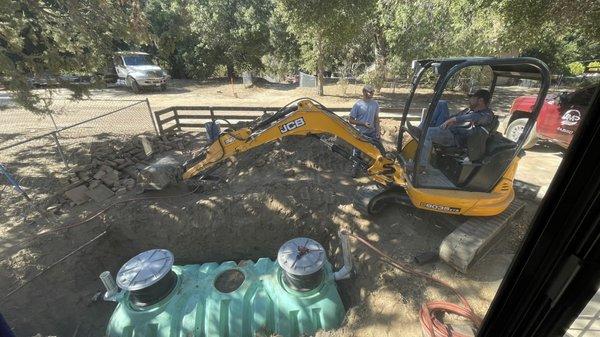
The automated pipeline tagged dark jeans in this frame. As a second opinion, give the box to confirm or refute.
[409,100,450,139]
[419,100,449,128]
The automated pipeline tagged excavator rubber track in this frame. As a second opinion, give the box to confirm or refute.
[439,199,525,273]
[354,184,412,215]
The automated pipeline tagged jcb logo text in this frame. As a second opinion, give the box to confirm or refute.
[279,118,306,133]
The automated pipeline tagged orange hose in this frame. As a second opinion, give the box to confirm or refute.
[341,229,482,337]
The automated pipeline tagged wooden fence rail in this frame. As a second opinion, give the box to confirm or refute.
[153,105,421,135]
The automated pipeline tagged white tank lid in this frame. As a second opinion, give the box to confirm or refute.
[116,249,174,291]
[277,237,326,276]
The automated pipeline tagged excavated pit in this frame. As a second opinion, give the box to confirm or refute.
[1,135,367,336]
[0,122,536,337]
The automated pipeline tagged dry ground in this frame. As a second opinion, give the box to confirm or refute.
[0,81,564,336]
[21,78,536,111]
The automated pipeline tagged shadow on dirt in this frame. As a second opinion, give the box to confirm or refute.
[527,142,566,156]
[0,125,535,336]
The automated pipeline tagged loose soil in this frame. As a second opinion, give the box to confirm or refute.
[1,80,563,336]
[1,119,541,337]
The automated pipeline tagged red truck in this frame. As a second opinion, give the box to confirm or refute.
[504,83,598,149]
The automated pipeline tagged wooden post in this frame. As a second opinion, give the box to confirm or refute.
[155,110,164,135]
[173,109,181,131]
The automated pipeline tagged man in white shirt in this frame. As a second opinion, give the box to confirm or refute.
[349,84,381,139]
[348,84,382,177]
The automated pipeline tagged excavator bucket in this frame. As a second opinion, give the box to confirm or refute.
[138,155,184,190]
[139,121,219,190]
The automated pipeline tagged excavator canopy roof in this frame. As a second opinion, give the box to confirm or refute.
[414,57,549,79]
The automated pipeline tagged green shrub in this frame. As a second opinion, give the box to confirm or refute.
[337,77,349,95]
[587,61,600,72]
[568,62,585,76]
[359,69,384,92]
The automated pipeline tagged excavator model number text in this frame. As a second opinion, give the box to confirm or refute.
[420,202,461,213]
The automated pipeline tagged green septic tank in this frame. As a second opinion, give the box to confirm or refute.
[105,238,346,337]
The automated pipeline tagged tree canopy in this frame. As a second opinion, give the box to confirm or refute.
[0,0,149,111]
[1,0,598,106]
[275,0,374,94]
[189,0,273,78]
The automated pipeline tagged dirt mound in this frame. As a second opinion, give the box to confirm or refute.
[0,135,363,336]
[0,126,535,337]
[110,136,357,263]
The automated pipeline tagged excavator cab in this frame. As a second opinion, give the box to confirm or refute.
[358,57,550,216]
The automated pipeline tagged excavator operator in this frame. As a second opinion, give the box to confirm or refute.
[417,89,495,172]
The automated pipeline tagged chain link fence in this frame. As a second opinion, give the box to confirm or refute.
[0,99,157,224]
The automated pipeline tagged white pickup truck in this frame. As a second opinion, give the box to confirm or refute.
[114,52,170,93]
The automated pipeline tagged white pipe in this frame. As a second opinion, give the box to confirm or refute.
[100,271,119,301]
[334,264,352,281]
[334,230,353,280]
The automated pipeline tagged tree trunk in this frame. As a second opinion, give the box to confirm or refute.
[316,36,324,96]
[373,24,389,93]
[226,63,235,81]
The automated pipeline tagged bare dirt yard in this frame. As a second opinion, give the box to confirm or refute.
[0,80,563,336]
[98,78,533,113]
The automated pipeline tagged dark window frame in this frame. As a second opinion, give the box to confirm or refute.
[479,84,600,337]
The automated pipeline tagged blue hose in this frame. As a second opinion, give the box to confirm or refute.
[0,313,16,337]
[0,163,31,201]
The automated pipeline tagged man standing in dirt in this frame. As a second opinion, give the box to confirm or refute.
[349,84,382,177]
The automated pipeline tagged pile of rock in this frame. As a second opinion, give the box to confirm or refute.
[47,132,196,213]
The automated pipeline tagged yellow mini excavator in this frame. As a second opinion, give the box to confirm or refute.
[144,57,550,219]
[142,57,550,272]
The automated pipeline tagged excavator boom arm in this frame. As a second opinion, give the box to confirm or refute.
[182,100,400,184]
